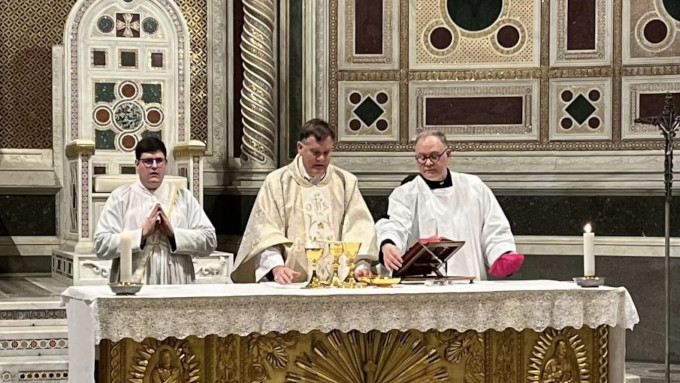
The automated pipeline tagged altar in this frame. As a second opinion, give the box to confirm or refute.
[61,280,638,382]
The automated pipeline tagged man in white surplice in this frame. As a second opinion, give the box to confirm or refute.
[231,119,377,284]
[375,130,524,280]
[94,137,217,284]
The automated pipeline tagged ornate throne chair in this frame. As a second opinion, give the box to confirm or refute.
[51,0,230,285]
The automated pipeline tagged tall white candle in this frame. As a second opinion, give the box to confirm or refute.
[583,223,595,277]
[119,234,133,283]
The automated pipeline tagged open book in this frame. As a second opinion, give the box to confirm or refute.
[393,237,467,279]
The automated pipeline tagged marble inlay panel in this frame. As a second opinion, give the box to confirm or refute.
[622,75,680,140]
[623,0,680,65]
[338,81,399,142]
[550,0,612,66]
[549,77,612,141]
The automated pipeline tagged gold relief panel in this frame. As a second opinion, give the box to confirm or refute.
[408,80,540,142]
[549,78,612,141]
[550,0,613,67]
[337,82,400,142]
[338,0,399,70]
[98,326,608,383]
[410,0,541,69]
[621,75,680,140]
[623,0,680,65]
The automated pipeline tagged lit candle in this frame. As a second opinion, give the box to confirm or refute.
[119,234,133,282]
[583,223,595,277]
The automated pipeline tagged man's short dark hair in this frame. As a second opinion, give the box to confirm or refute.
[299,118,336,142]
[135,137,167,160]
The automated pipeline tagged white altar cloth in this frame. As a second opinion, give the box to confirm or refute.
[61,280,639,382]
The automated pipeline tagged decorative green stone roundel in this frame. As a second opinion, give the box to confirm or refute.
[142,18,159,35]
[97,16,114,33]
[447,0,502,32]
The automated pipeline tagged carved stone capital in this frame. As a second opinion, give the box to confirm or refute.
[65,139,95,160]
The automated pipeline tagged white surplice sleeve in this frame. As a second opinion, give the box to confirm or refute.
[374,185,416,252]
[94,188,143,260]
[171,189,217,257]
[255,246,285,282]
[479,182,516,266]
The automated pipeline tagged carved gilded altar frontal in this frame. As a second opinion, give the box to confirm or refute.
[327,0,680,151]
[99,326,609,383]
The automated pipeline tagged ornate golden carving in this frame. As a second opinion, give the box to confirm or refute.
[246,332,299,382]
[240,0,276,168]
[129,337,200,383]
[286,330,448,383]
[527,328,590,383]
[437,330,485,383]
[215,334,239,383]
[494,329,518,383]
[98,326,608,383]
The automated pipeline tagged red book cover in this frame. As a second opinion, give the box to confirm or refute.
[394,237,465,277]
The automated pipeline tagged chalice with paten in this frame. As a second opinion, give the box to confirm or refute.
[328,241,345,287]
[343,241,361,288]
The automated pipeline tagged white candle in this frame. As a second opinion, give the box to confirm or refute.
[583,223,595,277]
[119,234,133,283]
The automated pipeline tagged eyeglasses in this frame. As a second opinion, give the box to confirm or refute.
[138,157,166,168]
[415,149,448,164]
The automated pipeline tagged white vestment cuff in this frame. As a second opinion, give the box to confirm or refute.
[256,247,285,282]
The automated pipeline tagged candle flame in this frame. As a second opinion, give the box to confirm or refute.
[584,223,592,233]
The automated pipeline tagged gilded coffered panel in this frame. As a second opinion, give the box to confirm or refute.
[338,0,399,70]
[409,0,541,69]
[622,75,680,140]
[338,82,400,142]
[623,0,680,65]
[550,0,613,67]
[549,78,612,141]
[408,80,539,141]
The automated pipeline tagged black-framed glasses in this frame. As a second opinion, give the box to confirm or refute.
[138,157,166,168]
[415,149,448,164]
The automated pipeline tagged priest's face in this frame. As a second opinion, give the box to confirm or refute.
[297,136,333,177]
[136,150,167,190]
[415,135,450,181]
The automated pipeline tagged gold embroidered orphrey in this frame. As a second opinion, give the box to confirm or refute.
[98,326,609,382]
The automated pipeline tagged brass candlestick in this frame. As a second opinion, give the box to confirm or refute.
[305,246,324,289]
[343,242,361,288]
[328,242,344,287]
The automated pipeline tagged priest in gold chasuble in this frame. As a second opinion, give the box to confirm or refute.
[231,119,378,284]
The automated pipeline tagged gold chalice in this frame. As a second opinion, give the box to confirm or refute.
[328,242,345,287]
[305,246,324,289]
[343,241,361,288]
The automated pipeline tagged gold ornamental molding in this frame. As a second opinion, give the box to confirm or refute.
[65,139,95,160]
[173,140,207,159]
[240,0,277,169]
